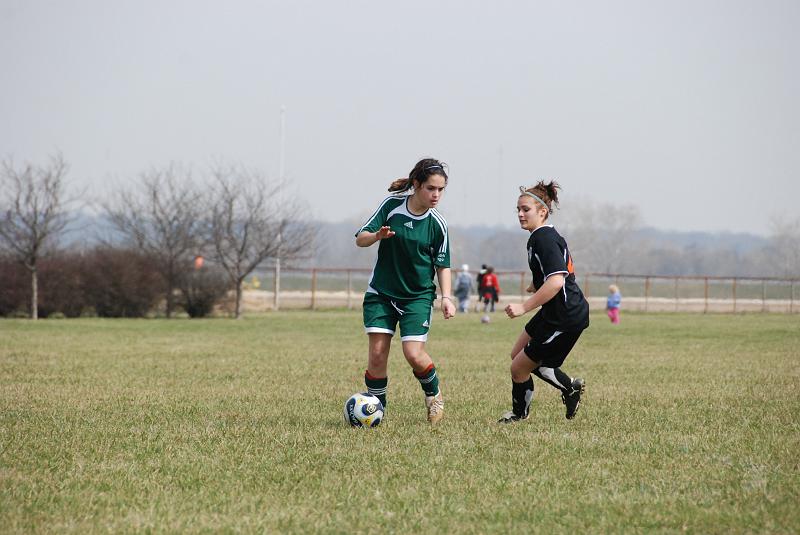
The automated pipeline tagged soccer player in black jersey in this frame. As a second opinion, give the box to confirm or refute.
[355,158,456,424]
[498,181,589,423]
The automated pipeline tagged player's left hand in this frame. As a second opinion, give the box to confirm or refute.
[505,303,525,318]
[442,297,456,319]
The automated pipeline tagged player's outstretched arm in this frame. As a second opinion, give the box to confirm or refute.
[355,226,395,247]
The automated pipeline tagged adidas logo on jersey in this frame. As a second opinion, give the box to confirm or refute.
[404,221,414,229]
[422,319,429,327]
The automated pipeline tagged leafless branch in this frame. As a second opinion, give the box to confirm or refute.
[104,164,207,317]
[209,163,313,318]
[0,153,75,319]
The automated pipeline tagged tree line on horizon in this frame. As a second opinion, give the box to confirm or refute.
[0,153,312,319]
[311,209,800,281]
[2,153,798,319]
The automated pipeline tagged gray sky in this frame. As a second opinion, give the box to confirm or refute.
[2,0,798,236]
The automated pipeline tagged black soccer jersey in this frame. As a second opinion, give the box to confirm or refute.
[527,225,589,331]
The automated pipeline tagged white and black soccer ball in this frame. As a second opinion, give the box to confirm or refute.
[343,393,384,428]
[481,314,491,324]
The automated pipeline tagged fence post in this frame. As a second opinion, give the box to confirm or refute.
[732,278,737,313]
[347,270,352,310]
[762,279,766,313]
[791,281,795,314]
[311,269,317,310]
[644,277,650,312]
[584,274,590,299]
[704,277,709,314]
[520,272,525,301]
[273,264,281,311]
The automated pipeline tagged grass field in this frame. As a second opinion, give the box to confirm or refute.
[1,311,799,534]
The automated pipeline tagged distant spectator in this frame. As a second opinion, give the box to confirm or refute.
[481,266,501,312]
[606,284,621,324]
[475,264,488,311]
[454,264,473,313]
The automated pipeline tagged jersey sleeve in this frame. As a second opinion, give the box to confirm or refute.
[431,210,450,268]
[533,231,569,280]
[355,197,395,237]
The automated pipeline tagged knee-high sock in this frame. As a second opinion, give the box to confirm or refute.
[365,370,388,408]
[413,363,440,397]
[512,376,534,418]
[533,367,572,394]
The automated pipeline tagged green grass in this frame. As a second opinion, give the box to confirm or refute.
[1,312,799,534]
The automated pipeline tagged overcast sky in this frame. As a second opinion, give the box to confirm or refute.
[1,0,798,236]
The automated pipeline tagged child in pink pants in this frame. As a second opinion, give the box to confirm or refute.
[606,284,621,324]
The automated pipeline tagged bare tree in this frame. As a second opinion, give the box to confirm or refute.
[209,164,312,318]
[766,215,800,278]
[105,165,205,318]
[0,154,74,319]
[560,201,644,274]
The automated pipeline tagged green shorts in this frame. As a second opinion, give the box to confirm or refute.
[362,292,434,342]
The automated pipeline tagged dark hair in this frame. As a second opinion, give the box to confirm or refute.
[388,158,448,193]
[521,180,561,218]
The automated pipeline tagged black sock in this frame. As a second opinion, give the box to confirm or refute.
[512,376,534,418]
[533,367,572,393]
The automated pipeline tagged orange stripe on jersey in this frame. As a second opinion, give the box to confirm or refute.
[567,254,575,275]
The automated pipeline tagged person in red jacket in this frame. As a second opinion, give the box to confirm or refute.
[481,266,500,312]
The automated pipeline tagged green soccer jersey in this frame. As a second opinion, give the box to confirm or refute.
[356,195,450,300]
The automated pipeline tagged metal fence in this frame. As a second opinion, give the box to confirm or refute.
[579,273,797,314]
[241,268,799,314]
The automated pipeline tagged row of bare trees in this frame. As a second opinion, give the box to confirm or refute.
[0,154,311,319]
[308,205,800,280]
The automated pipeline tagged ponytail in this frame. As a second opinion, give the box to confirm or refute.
[388,178,412,192]
[540,180,561,208]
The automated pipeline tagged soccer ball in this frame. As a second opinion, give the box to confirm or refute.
[481,314,491,324]
[343,393,384,428]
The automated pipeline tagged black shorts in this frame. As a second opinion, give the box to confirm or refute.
[523,313,584,368]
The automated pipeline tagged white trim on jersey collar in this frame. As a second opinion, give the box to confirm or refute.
[386,197,430,221]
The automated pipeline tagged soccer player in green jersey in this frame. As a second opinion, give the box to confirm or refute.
[355,158,455,425]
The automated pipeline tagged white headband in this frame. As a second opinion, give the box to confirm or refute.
[519,186,550,213]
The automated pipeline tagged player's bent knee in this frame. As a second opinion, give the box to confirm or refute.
[403,351,431,371]
[510,361,522,380]
[510,353,536,382]
[403,350,423,365]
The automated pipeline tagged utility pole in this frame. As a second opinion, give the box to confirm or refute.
[274,106,286,311]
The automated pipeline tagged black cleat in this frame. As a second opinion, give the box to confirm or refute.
[498,410,528,424]
[562,378,585,420]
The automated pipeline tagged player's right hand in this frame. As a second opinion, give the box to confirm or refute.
[505,303,525,318]
[376,226,395,240]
